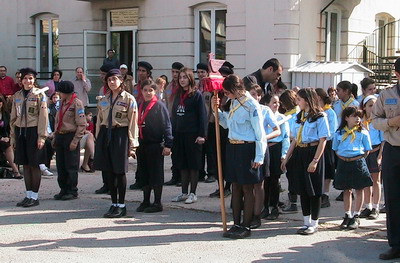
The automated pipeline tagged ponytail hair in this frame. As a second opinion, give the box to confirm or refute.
[315,88,332,105]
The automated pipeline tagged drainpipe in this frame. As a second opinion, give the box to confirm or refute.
[319,0,336,61]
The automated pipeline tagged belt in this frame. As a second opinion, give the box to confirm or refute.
[370,145,381,154]
[296,141,319,148]
[56,130,74,135]
[229,139,255,144]
[337,154,366,162]
[268,142,280,147]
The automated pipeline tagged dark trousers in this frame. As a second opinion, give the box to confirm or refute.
[382,142,400,249]
[204,122,217,177]
[45,138,55,168]
[55,133,80,196]
[264,174,280,208]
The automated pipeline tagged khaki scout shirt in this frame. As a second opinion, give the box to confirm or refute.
[165,80,179,116]
[371,84,400,146]
[123,75,135,94]
[55,96,87,145]
[10,87,48,145]
[96,90,139,150]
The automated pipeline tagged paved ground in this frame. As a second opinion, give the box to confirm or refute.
[0,156,393,263]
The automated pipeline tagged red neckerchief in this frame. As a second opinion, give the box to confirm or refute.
[179,89,189,106]
[138,96,158,139]
[169,80,179,103]
[56,93,77,132]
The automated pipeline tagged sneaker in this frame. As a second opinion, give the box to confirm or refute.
[321,194,330,208]
[301,226,317,235]
[250,216,261,229]
[209,189,220,198]
[297,225,309,234]
[348,215,360,230]
[336,192,344,201]
[229,226,251,239]
[184,193,198,204]
[367,208,379,220]
[260,208,270,219]
[205,176,216,183]
[136,202,151,212]
[129,182,142,190]
[223,225,241,238]
[266,207,279,220]
[16,197,30,207]
[359,208,372,218]
[23,199,39,207]
[340,214,351,229]
[144,204,163,213]
[281,204,298,214]
[42,169,53,176]
[171,193,188,202]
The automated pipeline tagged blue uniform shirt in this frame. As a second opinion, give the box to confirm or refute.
[367,122,384,146]
[291,112,330,144]
[218,93,267,164]
[332,128,372,157]
[333,98,359,124]
[261,105,279,140]
[268,111,290,159]
[325,108,338,140]
[285,107,300,139]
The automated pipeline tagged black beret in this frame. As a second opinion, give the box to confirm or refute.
[19,68,37,79]
[222,61,234,69]
[105,69,121,81]
[218,66,234,75]
[196,63,209,72]
[172,62,184,70]
[138,61,153,71]
[100,64,114,73]
[58,80,74,94]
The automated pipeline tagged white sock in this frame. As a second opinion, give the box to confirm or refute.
[366,203,372,210]
[31,192,39,200]
[324,192,329,196]
[112,203,118,207]
[26,191,32,198]
[118,203,126,208]
[345,211,352,217]
[303,215,311,226]
[372,204,379,209]
[310,219,319,228]
[39,164,47,172]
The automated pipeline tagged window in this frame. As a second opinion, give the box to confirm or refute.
[324,10,341,61]
[195,7,226,65]
[35,14,59,78]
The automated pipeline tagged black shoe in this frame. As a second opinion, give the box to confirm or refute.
[164,179,179,186]
[223,225,241,238]
[278,201,285,208]
[340,214,351,229]
[23,199,39,207]
[61,194,78,201]
[297,226,309,234]
[266,207,279,220]
[16,197,30,207]
[260,208,270,219]
[336,192,344,201]
[104,205,117,218]
[229,226,251,239]
[301,226,318,235]
[109,206,127,218]
[321,194,330,208]
[209,189,220,198]
[205,176,216,183]
[281,204,298,214]
[144,204,163,213]
[176,181,182,187]
[380,205,386,214]
[379,247,400,260]
[129,182,142,190]
[95,186,109,194]
[368,208,379,220]
[348,215,360,230]
[53,193,65,200]
[250,216,261,229]
[136,202,151,212]
[359,208,372,218]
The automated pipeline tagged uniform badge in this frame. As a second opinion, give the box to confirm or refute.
[100,101,109,107]
[385,98,397,105]
[115,112,122,118]
[15,99,21,103]
[28,107,35,113]
[117,101,128,107]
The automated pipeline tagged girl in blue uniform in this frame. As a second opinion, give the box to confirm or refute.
[359,95,384,220]
[315,88,338,208]
[281,88,330,235]
[214,75,266,239]
[333,81,360,123]
[279,90,300,213]
[332,106,373,230]
[261,94,290,220]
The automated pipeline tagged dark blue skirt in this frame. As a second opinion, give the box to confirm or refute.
[365,145,381,173]
[323,140,336,180]
[14,126,47,166]
[333,157,372,190]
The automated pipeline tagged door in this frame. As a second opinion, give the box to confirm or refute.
[111,31,134,74]
[83,30,110,105]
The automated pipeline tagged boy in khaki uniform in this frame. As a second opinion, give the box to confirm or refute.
[53,81,87,200]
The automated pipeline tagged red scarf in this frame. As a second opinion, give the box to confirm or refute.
[180,90,189,106]
[56,93,77,132]
[169,80,179,103]
[138,96,158,139]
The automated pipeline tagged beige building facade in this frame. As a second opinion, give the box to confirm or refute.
[0,0,399,103]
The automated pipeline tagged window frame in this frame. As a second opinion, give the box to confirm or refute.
[324,8,341,61]
[194,6,227,68]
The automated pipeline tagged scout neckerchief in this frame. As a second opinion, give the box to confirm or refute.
[20,88,32,137]
[107,91,122,143]
[323,104,332,111]
[342,125,358,143]
[169,80,179,103]
[177,89,189,116]
[341,97,354,110]
[56,93,77,132]
[296,111,307,146]
[138,96,158,139]
[363,118,372,131]
[229,96,250,119]
[284,106,299,116]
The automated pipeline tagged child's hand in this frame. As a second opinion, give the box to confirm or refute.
[307,161,317,173]
[280,159,287,172]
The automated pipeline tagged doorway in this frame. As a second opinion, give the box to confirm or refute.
[111,31,134,74]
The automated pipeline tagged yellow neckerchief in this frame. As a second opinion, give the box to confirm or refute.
[363,118,372,131]
[341,97,354,110]
[296,111,307,146]
[229,96,250,118]
[323,104,331,111]
[342,125,359,143]
[284,106,299,116]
